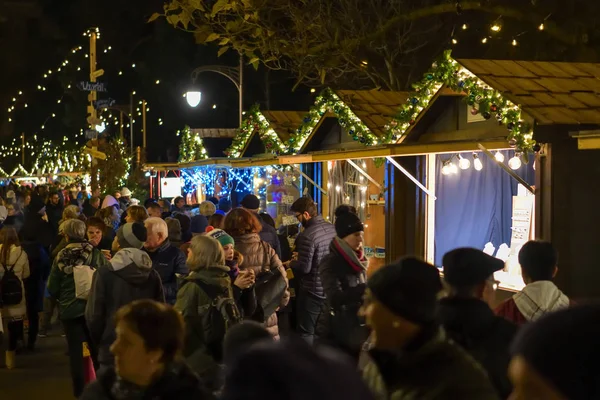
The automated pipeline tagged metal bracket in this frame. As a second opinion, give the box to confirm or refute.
[288,165,327,195]
[385,156,436,200]
[191,65,241,92]
[346,159,383,190]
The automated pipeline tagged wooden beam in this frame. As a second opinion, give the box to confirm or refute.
[477,144,535,194]
[279,154,313,164]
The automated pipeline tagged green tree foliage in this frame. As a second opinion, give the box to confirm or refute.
[178,126,208,162]
[97,137,131,195]
[153,0,600,90]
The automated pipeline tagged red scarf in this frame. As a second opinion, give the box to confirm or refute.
[333,237,368,273]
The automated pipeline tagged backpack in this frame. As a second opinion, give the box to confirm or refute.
[193,280,242,360]
[0,250,24,307]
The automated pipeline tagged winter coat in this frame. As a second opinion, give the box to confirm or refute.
[45,203,63,235]
[227,253,257,319]
[21,241,51,312]
[289,216,336,298]
[174,266,233,391]
[86,248,165,366]
[362,328,500,400]
[80,362,212,400]
[0,245,30,318]
[82,200,98,218]
[145,240,188,305]
[318,240,368,356]
[232,233,289,339]
[495,280,571,326]
[438,297,517,399]
[20,212,54,249]
[258,219,282,259]
[46,241,109,320]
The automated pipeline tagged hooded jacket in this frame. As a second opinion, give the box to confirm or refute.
[495,280,571,326]
[438,297,517,399]
[80,362,212,400]
[86,248,165,366]
[289,216,336,298]
[47,241,109,320]
[145,240,188,305]
[0,245,30,318]
[362,328,500,400]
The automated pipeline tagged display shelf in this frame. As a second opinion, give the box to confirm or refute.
[367,200,386,205]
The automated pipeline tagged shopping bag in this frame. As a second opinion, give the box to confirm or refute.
[73,265,95,300]
[83,342,96,384]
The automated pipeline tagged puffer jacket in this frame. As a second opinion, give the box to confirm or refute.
[175,266,233,391]
[362,328,499,400]
[289,216,336,298]
[145,240,188,305]
[86,248,165,366]
[233,233,289,339]
[47,241,109,320]
[0,245,30,318]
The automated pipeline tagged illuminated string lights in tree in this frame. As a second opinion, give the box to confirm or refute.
[178,126,208,162]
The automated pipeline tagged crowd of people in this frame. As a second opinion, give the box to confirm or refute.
[0,181,597,400]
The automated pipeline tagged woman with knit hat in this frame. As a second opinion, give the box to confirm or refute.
[318,205,369,359]
[206,228,256,319]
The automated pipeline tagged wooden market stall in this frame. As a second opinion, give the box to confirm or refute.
[282,89,410,272]
[455,58,600,299]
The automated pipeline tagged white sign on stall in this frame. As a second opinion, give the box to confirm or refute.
[161,177,183,198]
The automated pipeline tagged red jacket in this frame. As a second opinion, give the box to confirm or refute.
[494,298,528,326]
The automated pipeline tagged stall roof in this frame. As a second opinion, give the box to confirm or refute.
[143,163,180,172]
[457,59,600,125]
[260,111,306,143]
[334,90,409,138]
[190,128,238,138]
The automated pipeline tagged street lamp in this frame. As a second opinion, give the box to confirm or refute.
[186,91,202,108]
[185,54,243,126]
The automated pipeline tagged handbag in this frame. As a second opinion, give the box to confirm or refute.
[253,241,287,321]
[73,264,95,300]
[329,304,370,353]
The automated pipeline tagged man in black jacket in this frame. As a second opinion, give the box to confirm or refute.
[46,191,63,236]
[289,197,336,344]
[438,248,517,399]
[86,222,165,369]
[241,194,281,258]
[144,217,188,305]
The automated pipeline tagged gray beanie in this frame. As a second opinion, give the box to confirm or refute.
[117,222,147,249]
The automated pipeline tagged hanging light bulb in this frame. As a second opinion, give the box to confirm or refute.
[538,23,545,31]
[462,24,468,30]
[473,153,483,171]
[458,155,471,170]
[490,24,501,32]
[482,37,488,44]
[441,163,452,176]
[494,151,505,162]
[449,162,458,174]
[512,39,518,46]
[508,154,522,170]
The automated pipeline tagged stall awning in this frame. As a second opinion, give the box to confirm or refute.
[287,139,512,163]
[457,59,600,125]
[143,163,180,172]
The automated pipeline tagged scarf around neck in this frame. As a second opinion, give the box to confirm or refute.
[333,236,369,273]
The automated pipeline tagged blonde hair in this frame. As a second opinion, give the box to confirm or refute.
[199,201,216,217]
[187,235,224,271]
[62,205,81,221]
[127,205,149,223]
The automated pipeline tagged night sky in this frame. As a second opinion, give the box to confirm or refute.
[0,0,314,164]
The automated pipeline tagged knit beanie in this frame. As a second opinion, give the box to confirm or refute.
[117,222,147,249]
[367,257,442,325]
[206,227,235,248]
[335,209,364,239]
[511,304,600,400]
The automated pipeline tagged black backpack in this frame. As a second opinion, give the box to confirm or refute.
[193,280,242,360]
[0,251,24,307]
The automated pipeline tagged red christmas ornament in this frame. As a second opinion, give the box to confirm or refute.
[471,108,479,115]
[409,119,415,125]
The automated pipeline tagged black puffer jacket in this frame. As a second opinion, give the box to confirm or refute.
[80,363,213,400]
[145,240,188,305]
[438,297,517,399]
[289,216,336,298]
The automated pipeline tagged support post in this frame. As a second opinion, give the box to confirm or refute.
[21,133,25,166]
[89,31,98,189]
[142,99,147,150]
[130,93,134,155]
[385,156,436,199]
[239,54,243,127]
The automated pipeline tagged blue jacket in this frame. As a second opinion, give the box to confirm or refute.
[145,240,188,305]
[289,216,336,298]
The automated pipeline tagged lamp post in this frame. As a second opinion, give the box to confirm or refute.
[186,54,243,127]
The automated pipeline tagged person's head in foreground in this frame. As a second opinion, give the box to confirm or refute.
[360,256,443,350]
[221,339,374,400]
[509,304,600,400]
[518,240,558,284]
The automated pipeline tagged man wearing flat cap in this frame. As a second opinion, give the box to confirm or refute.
[361,257,499,400]
[439,248,517,399]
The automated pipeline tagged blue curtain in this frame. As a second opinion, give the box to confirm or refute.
[434,151,534,266]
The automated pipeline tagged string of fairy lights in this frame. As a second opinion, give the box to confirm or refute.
[450,13,553,47]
